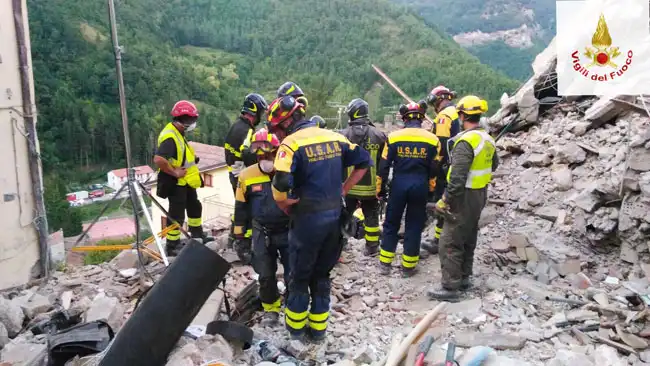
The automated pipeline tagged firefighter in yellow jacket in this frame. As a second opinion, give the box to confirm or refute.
[153,100,212,255]
[422,86,461,254]
[428,96,499,302]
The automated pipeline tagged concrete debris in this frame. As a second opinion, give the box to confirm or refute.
[0,341,47,366]
[0,297,25,338]
[12,291,52,319]
[454,332,527,350]
[84,292,125,332]
[0,322,7,350]
[593,344,627,366]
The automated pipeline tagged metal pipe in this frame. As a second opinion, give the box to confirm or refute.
[545,296,588,306]
[133,181,169,266]
[12,0,50,278]
[371,64,435,128]
[108,0,133,171]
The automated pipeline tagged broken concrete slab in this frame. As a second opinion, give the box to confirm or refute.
[110,249,143,270]
[0,322,7,350]
[0,341,47,366]
[508,233,529,249]
[552,165,573,191]
[13,292,52,319]
[566,310,599,322]
[84,293,125,331]
[593,344,628,366]
[0,297,25,337]
[585,95,631,130]
[555,259,582,276]
[523,153,552,168]
[616,324,649,349]
[620,241,639,264]
[534,206,560,221]
[454,331,527,350]
[551,144,586,165]
[571,188,602,213]
[548,349,595,366]
[192,289,224,327]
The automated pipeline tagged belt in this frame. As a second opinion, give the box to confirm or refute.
[292,197,341,215]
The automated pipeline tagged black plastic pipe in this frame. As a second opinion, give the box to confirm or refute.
[99,240,231,366]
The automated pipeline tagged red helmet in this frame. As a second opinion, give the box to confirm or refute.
[266,96,305,129]
[426,85,456,106]
[399,100,427,120]
[250,128,280,155]
[171,100,199,117]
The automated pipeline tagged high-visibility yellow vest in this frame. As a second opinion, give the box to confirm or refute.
[157,123,202,188]
[447,129,495,189]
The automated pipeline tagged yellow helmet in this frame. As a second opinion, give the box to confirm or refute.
[457,95,488,115]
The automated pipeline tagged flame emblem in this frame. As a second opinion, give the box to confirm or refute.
[584,13,621,68]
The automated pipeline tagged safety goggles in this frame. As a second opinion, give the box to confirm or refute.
[250,141,275,155]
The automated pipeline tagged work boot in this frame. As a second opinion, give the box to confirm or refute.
[421,238,439,254]
[460,277,473,291]
[307,328,326,343]
[427,286,461,302]
[379,262,391,275]
[419,249,430,260]
[259,312,279,327]
[364,244,379,257]
[190,227,214,244]
[165,241,181,256]
[401,266,417,278]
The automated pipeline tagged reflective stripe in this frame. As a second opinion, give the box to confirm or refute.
[379,249,394,264]
[240,129,253,151]
[364,226,380,233]
[447,128,495,189]
[308,312,329,331]
[166,229,181,241]
[365,234,380,241]
[402,254,419,268]
[285,309,308,330]
[245,229,252,238]
[288,133,349,150]
[262,298,281,313]
[157,123,201,188]
[388,134,439,146]
[188,217,202,227]
[435,226,443,233]
[244,175,271,187]
[364,226,380,242]
[224,143,242,158]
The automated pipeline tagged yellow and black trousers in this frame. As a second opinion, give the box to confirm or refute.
[166,185,203,248]
[379,176,428,270]
[344,196,381,250]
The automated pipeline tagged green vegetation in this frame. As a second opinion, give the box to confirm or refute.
[83,236,134,265]
[31,0,520,231]
[468,41,548,81]
[44,174,83,237]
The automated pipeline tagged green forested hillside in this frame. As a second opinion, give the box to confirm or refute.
[29,0,518,176]
[392,0,556,80]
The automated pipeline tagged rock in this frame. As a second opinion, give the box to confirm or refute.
[84,293,125,331]
[0,342,47,366]
[566,310,599,322]
[616,324,649,349]
[255,363,279,366]
[593,344,627,366]
[551,144,586,164]
[362,296,378,308]
[508,234,529,249]
[330,360,355,366]
[535,206,560,221]
[286,339,308,359]
[629,148,650,172]
[548,349,595,366]
[348,296,364,312]
[584,96,629,130]
[525,247,539,262]
[110,249,142,270]
[490,240,510,253]
[571,122,592,136]
[166,343,201,366]
[524,153,551,167]
[571,189,602,213]
[552,165,573,191]
[352,345,377,364]
[13,292,52,319]
[0,323,7,350]
[620,241,639,264]
[555,259,582,276]
[199,334,234,363]
[640,350,650,362]
[0,297,25,337]
[569,272,593,290]
[518,86,539,122]
[61,291,73,310]
[454,332,527,350]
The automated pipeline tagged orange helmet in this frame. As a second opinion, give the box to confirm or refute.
[250,128,280,155]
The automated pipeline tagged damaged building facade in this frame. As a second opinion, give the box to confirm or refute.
[0,0,49,289]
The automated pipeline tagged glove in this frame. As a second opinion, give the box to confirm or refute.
[234,238,252,265]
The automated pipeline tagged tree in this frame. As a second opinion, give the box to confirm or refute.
[44,174,83,237]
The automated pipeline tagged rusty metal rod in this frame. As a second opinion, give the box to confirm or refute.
[371,64,434,128]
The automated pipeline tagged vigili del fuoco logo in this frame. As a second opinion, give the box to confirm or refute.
[571,13,634,81]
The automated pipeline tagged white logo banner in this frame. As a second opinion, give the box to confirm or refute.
[556,0,650,95]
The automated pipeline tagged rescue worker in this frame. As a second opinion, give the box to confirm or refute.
[377,101,441,277]
[154,100,212,255]
[310,115,327,129]
[225,93,269,192]
[427,96,499,302]
[340,98,387,256]
[277,81,309,110]
[224,93,268,260]
[267,95,371,341]
[233,129,290,326]
[422,86,461,254]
